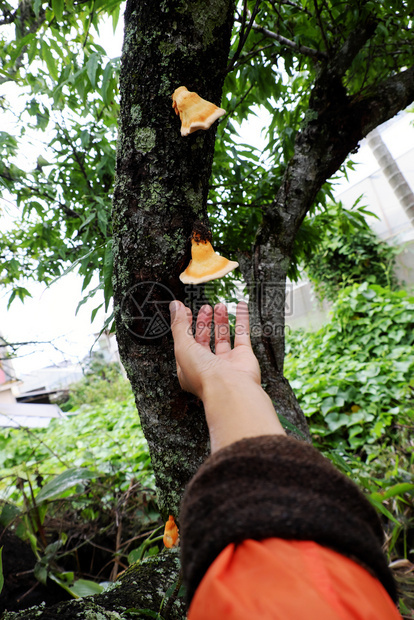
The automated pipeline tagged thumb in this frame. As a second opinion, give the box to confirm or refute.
[169,300,193,344]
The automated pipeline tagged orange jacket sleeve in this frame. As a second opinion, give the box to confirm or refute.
[179,435,398,613]
[189,539,401,620]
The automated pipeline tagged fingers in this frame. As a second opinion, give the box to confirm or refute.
[170,300,251,355]
[214,303,231,354]
[169,300,193,346]
[195,305,213,348]
[234,301,251,348]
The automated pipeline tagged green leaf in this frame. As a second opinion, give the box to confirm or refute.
[34,0,42,18]
[275,409,306,440]
[35,468,95,503]
[86,53,99,88]
[91,303,104,322]
[49,245,104,287]
[103,242,113,312]
[368,498,400,526]
[0,503,21,527]
[41,41,58,81]
[380,483,414,501]
[7,287,32,309]
[34,561,48,585]
[52,0,64,21]
[68,578,105,598]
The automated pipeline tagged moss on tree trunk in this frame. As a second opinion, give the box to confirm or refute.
[112,0,235,518]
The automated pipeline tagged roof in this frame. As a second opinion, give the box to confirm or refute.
[0,402,66,428]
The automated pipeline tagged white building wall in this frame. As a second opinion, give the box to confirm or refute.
[286,110,414,331]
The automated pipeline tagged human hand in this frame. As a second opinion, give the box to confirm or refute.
[169,300,261,401]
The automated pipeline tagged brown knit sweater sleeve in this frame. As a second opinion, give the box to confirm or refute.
[179,435,397,606]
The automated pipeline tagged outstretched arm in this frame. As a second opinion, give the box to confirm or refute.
[169,300,285,453]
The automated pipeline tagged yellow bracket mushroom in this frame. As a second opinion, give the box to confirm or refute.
[163,515,179,549]
[172,86,226,136]
[179,224,239,285]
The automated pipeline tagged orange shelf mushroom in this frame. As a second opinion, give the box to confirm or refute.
[180,229,239,285]
[163,515,179,549]
[172,86,226,136]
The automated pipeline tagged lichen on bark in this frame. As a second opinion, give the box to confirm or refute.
[112,0,235,519]
[1,550,185,620]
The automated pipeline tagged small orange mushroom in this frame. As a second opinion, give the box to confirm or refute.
[179,228,239,285]
[172,86,226,136]
[163,515,179,548]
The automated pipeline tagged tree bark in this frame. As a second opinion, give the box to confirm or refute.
[112,0,235,518]
[1,549,185,620]
[5,6,414,620]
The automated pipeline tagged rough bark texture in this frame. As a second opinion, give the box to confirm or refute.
[1,549,184,620]
[112,0,235,518]
[238,251,311,441]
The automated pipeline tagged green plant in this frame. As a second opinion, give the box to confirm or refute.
[304,200,400,301]
[285,289,414,611]
[0,396,159,599]
[61,357,133,411]
[285,282,414,451]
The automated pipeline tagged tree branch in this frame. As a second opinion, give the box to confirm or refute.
[268,64,414,248]
[249,17,327,60]
[231,42,276,71]
[310,17,378,112]
[0,7,17,25]
[271,0,312,18]
[57,123,93,193]
[0,550,185,620]
[329,18,378,79]
[0,171,82,219]
[357,65,414,137]
[227,0,261,73]
[312,0,330,52]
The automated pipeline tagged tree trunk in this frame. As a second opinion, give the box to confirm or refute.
[5,7,414,620]
[1,550,185,620]
[238,249,312,442]
[112,0,235,518]
[242,30,414,444]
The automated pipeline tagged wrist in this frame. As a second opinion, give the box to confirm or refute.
[200,372,259,404]
[201,375,285,453]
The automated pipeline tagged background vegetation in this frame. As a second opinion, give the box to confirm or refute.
[1,276,413,613]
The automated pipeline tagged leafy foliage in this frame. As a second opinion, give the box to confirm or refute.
[0,396,153,495]
[0,393,159,598]
[0,0,121,321]
[61,353,132,410]
[285,282,414,606]
[285,283,414,450]
[325,422,414,612]
[208,0,414,271]
[2,1,414,315]
[304,200,400,301]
